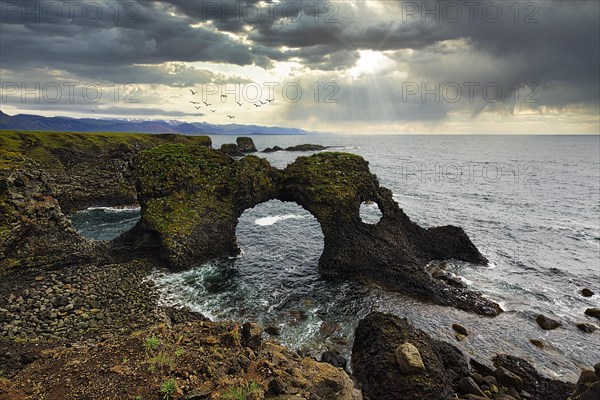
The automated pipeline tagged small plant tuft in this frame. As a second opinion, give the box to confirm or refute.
[160,378,177,400]
[144,336,161,351]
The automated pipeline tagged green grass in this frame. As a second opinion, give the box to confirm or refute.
[0,130,211,170]
[223,381,262,400]
[160,378,177,400]
[148,351,175,372]
[144,336,161,351]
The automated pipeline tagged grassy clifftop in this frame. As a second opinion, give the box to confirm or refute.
[0,130,211,170]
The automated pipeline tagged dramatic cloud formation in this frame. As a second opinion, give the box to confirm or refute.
[1,0,598,133]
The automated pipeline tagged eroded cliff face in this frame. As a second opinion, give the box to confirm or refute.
[0,131,211,275]
[128,145,501,316]
[0,162,100,276]
[0,131,212,213]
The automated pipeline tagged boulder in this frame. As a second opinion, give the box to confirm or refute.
[536,314,561,330]
[581,288,594,297]
[263,146,284,153]
[452,323,469,336]
[494,366,523,390]
[321,351,347,370]
[236,137,257,153]
[585,308,600,320]
[569,369,599,399]
[241,322,263,350]
[458,376,487,397]
[576,323,597,333]
[493,354,574,400]
[395,342,425,374]
[352,312,468,400]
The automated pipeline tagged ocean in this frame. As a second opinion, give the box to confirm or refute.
[71,134,600,381]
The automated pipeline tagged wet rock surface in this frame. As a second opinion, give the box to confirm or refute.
[535,314,561,330]
[352,312,576,400]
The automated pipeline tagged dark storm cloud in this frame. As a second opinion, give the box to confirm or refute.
[0,0,267,71]
[0,0,598,122]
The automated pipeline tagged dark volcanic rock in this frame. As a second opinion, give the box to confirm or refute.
[219,143,244,156]
[458,376,487,397]
[321,350,347,369]
[285,144,328,151]
[581,288,594,297]
[236,137,257,153]
[452,323,469,336]
[352,312,469,400]
[536,314,561,330]
[0,164,101,275]
[263,144,327,152]
[569,369,599,399]
[493,354,574,400]
[576,322,597,333]
[129,148,500,315]
[262,146,284,153]
[585,308,600,320]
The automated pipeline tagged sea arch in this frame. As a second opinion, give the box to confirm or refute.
[118,144,502,316]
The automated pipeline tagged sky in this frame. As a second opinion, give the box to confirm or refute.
[1,0,599,134]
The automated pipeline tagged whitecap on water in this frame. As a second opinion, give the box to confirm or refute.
[85,206,141,213]
[254,214,307,226]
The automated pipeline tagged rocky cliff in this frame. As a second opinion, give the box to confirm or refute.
[0,131,211,275]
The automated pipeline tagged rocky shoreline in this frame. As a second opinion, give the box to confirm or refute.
[1,131,598,399]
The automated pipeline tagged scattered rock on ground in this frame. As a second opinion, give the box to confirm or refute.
[580,288,594,297]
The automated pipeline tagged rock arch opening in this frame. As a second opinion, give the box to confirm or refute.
[359,200,383,224]
[235,199,324,270]
[69,207,141,241]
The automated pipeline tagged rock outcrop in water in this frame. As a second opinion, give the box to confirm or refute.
[351,312,576,400]
[127,144,501,315]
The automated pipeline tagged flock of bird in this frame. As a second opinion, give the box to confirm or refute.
[188,88,274,120]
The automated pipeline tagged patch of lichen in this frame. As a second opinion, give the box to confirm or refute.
[283,152,377,220]
[136,144,239,240]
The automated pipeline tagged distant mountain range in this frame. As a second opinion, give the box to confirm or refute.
[0,110,311,135]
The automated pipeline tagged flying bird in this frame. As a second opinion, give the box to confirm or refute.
[266,99,274,103]
[211,109,217,113]
[203,102,211,106]
[190,101,201,104]
[221,94,228,98]
[236,101,243,106]
[254,103,262,107]
[259,100,266,105]
[189,89,198,95]
[227,115,235,119]
[195,106,201,109]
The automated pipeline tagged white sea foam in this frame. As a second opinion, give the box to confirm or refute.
[85,206,141,213]
[254,214,307,226]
